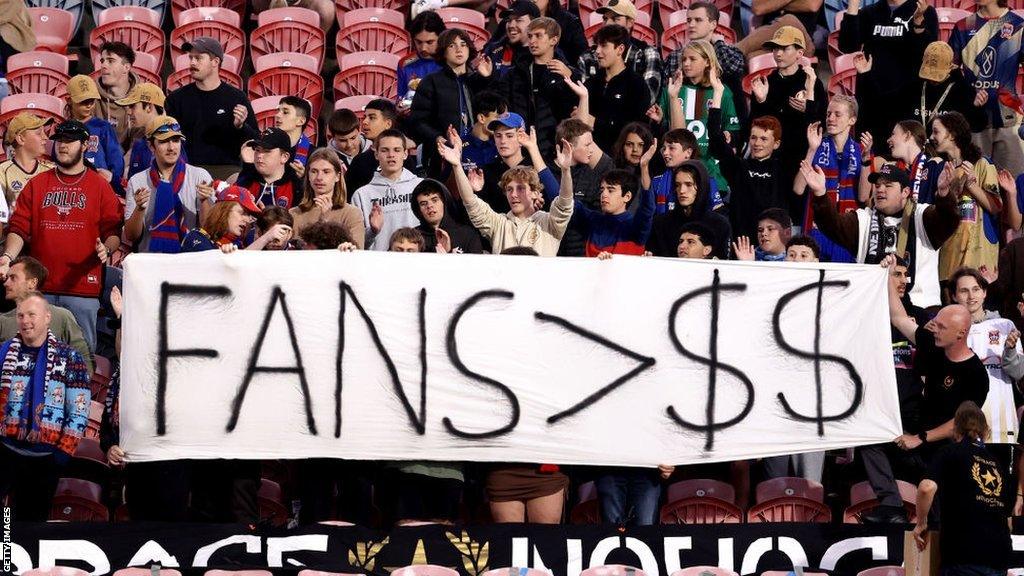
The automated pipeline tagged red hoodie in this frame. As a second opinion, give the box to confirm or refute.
[8,169,123,297]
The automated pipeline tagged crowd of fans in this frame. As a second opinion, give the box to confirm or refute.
[1,0,1024,570]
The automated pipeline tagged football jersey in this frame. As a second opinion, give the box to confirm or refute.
[0,158,51,220]
[950,11,1024,129]
[966,316,1021,443]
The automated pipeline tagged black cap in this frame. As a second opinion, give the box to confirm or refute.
[501,0,541,19]
[51,120,90,142]
[181,36,225,61]
[868,164,910,188]
[245,127,292,153]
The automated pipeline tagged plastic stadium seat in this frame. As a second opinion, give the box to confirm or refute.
[0,93,65,117]
[936,7,969,42]
[334,95,376,120]
[746,497,831,522]
[205,572,274,576]
[27,8,76,54]
[253,96,318,141]
[23,568,92,576]
[7,52,71,99]
[166,54,242,91]
[333,0,410,18]
[392,567,460,576]
[89,53,162,87]
[258,478,290,527]
[667,478,736,503]
[96,5,162,27]
[336,9,410,56]
[660,9,735,58]
[92,0,167,28]
[342,7,405,29]
[569,480,600,524]
[579,566,648,576]
[250,10,326,72]
[672,568,738,576]
[112,569,184,576]
[50,478,109,522]
[255,52,319,74]
[436,8,489,50]
[26,0,85,39]
[657,0,733,33]
[178,5,241,26]
[171,0,245,25]
[660,478,742,524]
[170,19,245,73]
[843,480,917,523]
[755,477,825,503]
[334,51,400,100]
[741,52,776,94]
[90,20,166,71]
[827,52,858,97]
[856,568,904,576]
[248,64,325,118]
[482,569,552,576]
[586,12,658,50]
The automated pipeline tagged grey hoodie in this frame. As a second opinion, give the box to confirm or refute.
[350,168,423,251]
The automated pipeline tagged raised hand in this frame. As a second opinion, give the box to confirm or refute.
[646,103,663,123]
[435,227,452,253]
[732,236,755,260]
[807,121,823,152]
[475,54,493,78]
[133,188,151,209]
[547,59,572,80]
[436,137,462,166]
[708,63,723,93]
[751,74,769,103]
[446,124,464,152]
[1006,329,1020,351]
[639,138,658,168]
[517,126,540,153]
[369,202,384,233]
[467,167,485,192]
[290,160,305,180]
[565,76,587,98]
[860,131,874,161]
[799,159,827,195]
[110,285,123,319]
[197,181,215,201]
[853,52,873,74]
[667,70,684,96]
[999,168,1017,194]
[554,138,574,170]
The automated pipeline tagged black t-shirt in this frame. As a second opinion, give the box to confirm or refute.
[925,438,1011,569]
[892,301,930,432]
[164,82,259,166]
[915,326,989,431]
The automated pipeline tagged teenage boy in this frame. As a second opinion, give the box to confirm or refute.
[0,113,53,215]
[553,118,614,255]
[440,127,574,256]
[236,128,303,209]
[351,129,424,251]
[347,99,414,193]
[572,168,655,256]
[479,113,560,213]
[641,128,722,214]
[95,41,141,148]
[115,82,166,180]
[462,91,508,169]
[411,179,484,253]
[327,107,370,169]
[398,11,445,112]
[574,24,651,153]
[275,95,313,170]
[579,0,663,104]
[483,0,540,78]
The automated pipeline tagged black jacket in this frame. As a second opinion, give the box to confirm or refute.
[410,179,484,253]
[645,160,732,259]
[585,67,651,153]
[858,68,987,133]
[748,67,826,183]
[493,53,580,159]
[487,4,587,66]
[409,66,490,175]
[708,107,788,241]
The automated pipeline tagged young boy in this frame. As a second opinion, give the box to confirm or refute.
[577,24,650,153]
[641,128,723,214]
[479,113,559,213]
[411,179,484,254]
[350,129,424,251]
[116,82,166,180]
[462,91,507,169]
[276,95,313,170]
[66,74,125,195]
[677,221,716,259]
[552,118,614,256]
[572,169,654,256]
[347,99,409,192]
[326,107,370,168]
[0,113,53,217]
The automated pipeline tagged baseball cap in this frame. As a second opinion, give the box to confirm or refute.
[181,36,225,61]
[762,25,806,50]
[245,127,292,152]
[146,115,185,141]
[500,0,541,19]
[868,164,910,188]
[115,82,167,107]
[5,113,53,144]
[217,185,262,214]
[487,111,526,132]
[919,41,955,83]
[596,0,637,20]
[51,120,90,142]
[67,74,101,103]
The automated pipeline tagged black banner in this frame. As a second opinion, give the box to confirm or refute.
[6,522,996,576]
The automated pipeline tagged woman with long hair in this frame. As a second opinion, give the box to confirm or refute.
[290,148,365,247]
[612,122,655,178]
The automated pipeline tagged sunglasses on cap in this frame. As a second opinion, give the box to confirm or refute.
[154,122,182,134]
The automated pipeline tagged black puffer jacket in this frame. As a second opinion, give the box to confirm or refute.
[493,52,580,159]
[411,179,484,254]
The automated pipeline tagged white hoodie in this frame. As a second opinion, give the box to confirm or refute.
[351,168,423,250]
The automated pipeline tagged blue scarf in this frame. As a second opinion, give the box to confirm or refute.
[293,134,312,166]
[807,135,861,263]
[147,157,188,254]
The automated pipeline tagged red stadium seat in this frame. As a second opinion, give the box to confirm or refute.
[436,7,489,50]
[177,5,241,26]
[170,20,245,74]
[936,7,969,42]
[253,96,318,141]
[0,92,65,117]
[333,0,410,18]
[579,566,648,576]
[746,497,831,523]
[90,20,166,71]
[7,52,71,99]
[27,8,76,54]
[258,478,290,527]
[167,54,242,91]
[828,12,845,71]
[337,8,409,56]
[842,480,917,523]
[827,52,858,97]
[334,95,377,120]
[258,6,319,26]
[755,477,824,503]
[588,11,659,48]
[27,0,85,38]
[254,52,319,74]
[248,65,325,118]
[91,0,168,28]
[85,400,104,439]
[91,354,113,395]
[23,567,92,576]
[672,568,738,576]
[96,5,162,26]
[659,497,743,524]
[569,480,601,524]
[50,478,109,522]
[250,10,326,72]
[667,478,736,503]
[73,437,109,467]
[660,9,735,58]
[741,52,776,94]
[658,0,734,32]
[170,0,245,25]
[856,568,904,576]
[334,51,400,100]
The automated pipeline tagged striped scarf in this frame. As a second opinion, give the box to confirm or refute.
[147,157,188,254]
[293,133,312,166]
[807,134,861,263]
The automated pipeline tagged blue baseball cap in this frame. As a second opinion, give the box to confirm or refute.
[487,112,526,132]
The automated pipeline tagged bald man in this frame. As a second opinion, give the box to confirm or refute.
[859,256,991,523]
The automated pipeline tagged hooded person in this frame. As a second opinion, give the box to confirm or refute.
[410,179,484,254]
[645,160,731,259]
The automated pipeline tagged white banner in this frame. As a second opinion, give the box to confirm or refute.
[120,251,902,465]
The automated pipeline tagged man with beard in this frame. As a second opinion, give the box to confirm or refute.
[0,120,123,352]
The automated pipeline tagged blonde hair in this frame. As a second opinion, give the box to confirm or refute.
[297,148,348,212]
[682,40,721,86]
[498,166,541,194]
